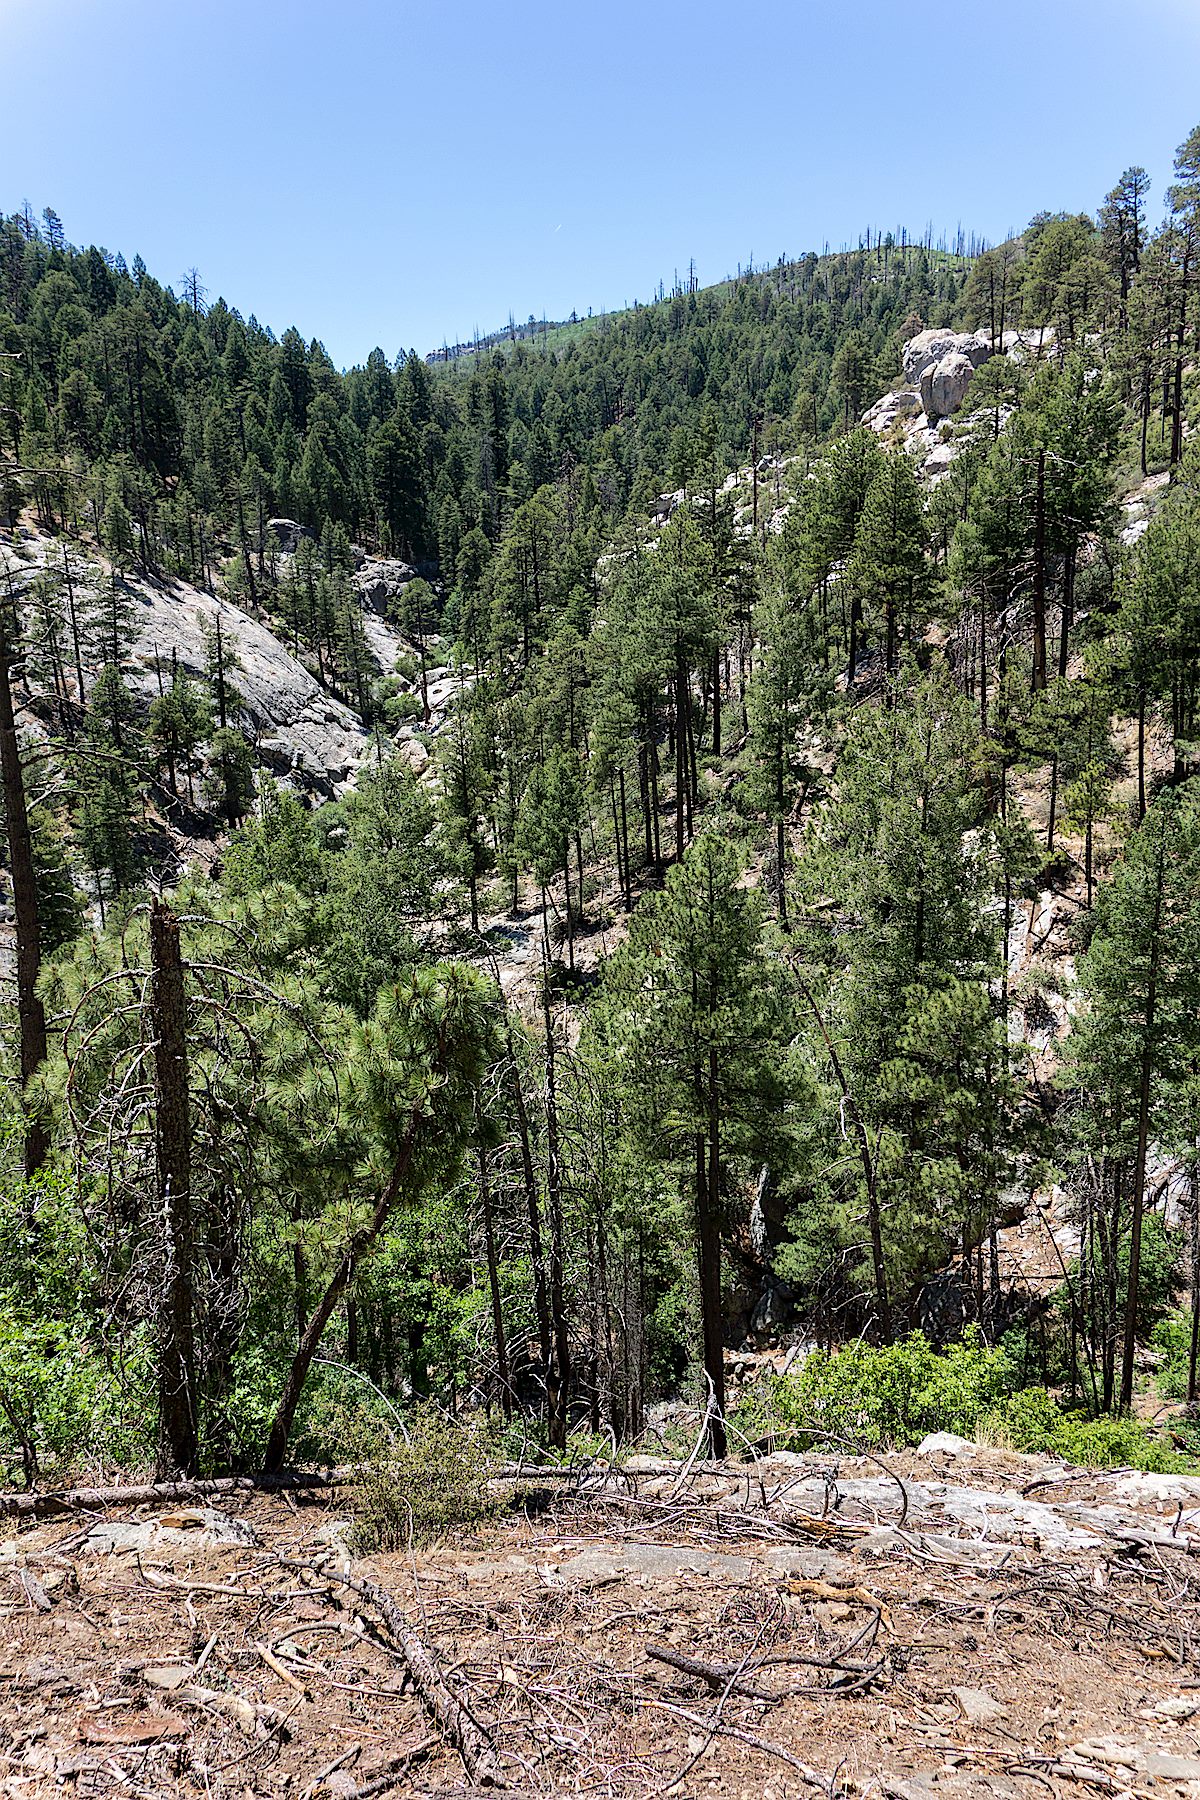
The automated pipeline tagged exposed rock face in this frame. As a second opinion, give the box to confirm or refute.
[921,349,977,421]
[266,518,313,555]
[902,328,991,390]
[354,558,417,615]
[123,573,370,793]
[860,388,923,433]
[861,323,1058,484]
[876,325,1057,436]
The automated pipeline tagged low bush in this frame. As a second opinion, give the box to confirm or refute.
[759,1327,1015,1450]
[330,1405,498,1551]
[1151,1309,1194,1401]
[0,1313,156,1486]
[988,1386,1189,1472]
[758,1329,1190,1472]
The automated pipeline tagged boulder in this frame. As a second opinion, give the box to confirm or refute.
[923,440,958,478]
[80,1508,258,1556]
[122,575,371,785]
[901,329,990,387]
[861,388,923,435]
[922,350,977,421]
[1000,324,1056,361]
[354,558,417,615]
[917,1431,975,1458]
[394,735,430,776]
[266,518,312,555]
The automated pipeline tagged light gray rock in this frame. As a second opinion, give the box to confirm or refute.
[354,558,417,615]
[122,577,371,785]
[394,736,430,775]
[1000,325,1057,362]
[312,1517,355,1546]
[902,329,990,387]
[917,1431,976,1457]
[80,1508,258,1556]
[775,1476,1107,1556]
[1140,1753,1200,1780]
[143,1664,194,1690]
[1148,1698,1199,1720]
[861,388,923,434]
[923,441,958,477]
[922,350,978,420]
[1105,1470,1200,1506]
[556,1543,756,1583]
[950,1685,1008,1725]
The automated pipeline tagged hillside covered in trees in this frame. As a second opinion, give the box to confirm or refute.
[2,119,1200,1496]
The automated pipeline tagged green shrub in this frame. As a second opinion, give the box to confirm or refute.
[0,1313,156,1484]
[988,1385,1190,1472]
[758,1330,1191,1472]
[1152,1309,1193,1401]
[330,1406,498,1551]
[760,1328,1015,1450]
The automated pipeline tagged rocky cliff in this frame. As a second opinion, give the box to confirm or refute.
[0,521,452,801]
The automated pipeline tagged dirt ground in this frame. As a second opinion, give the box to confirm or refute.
[5,1444,1200,1799]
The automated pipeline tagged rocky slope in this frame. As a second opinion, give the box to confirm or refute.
[0,520,451,801]
[862,325,1056,479]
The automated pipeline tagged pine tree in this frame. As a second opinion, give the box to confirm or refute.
[596,828,796,1454]
[148,661,212,803]
[1070,784,1200,1411]
[847,450,930,673]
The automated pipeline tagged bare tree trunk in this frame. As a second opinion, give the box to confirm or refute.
[1119,854,1164,1412]
[62,547,86,710]
[542,991,570,1451]
[618,767,632,905]
[701,1047,727,1458]
[1031,448,1048,692]
[793,968,892,1342]
[476,1133,512,1419]
[1188,1152,1200,1407]
[674,645,687,862]
[0,639,49,1179]
[151,900,197,1476]
[263,1103,424,1474]
[506,1026,552,1401]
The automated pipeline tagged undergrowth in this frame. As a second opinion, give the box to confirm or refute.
[329,1405,499,1550]
[750,1329,1192,1473]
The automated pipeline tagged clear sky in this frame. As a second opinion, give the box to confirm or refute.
[3,0,1199,369]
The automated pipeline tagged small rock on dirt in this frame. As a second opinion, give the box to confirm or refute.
[1148,1697,1199,1720]
[918,1432,976,1457]
[950,1685,1008,1724]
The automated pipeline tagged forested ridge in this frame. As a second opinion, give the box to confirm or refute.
[2,121,1200,1487]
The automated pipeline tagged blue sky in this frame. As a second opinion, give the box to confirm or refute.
[3,0,1199,369]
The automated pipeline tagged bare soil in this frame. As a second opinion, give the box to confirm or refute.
[5,1447,1200,1799]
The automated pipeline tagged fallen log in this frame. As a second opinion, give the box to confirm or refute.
[0,1460,631,1522]
[0,1470,349,1519]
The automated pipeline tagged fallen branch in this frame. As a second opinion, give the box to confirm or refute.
[646,1697,839,1794]
[647,1643,777,1702]
[279,1556,505,1789]
[303,1736,439,1800]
